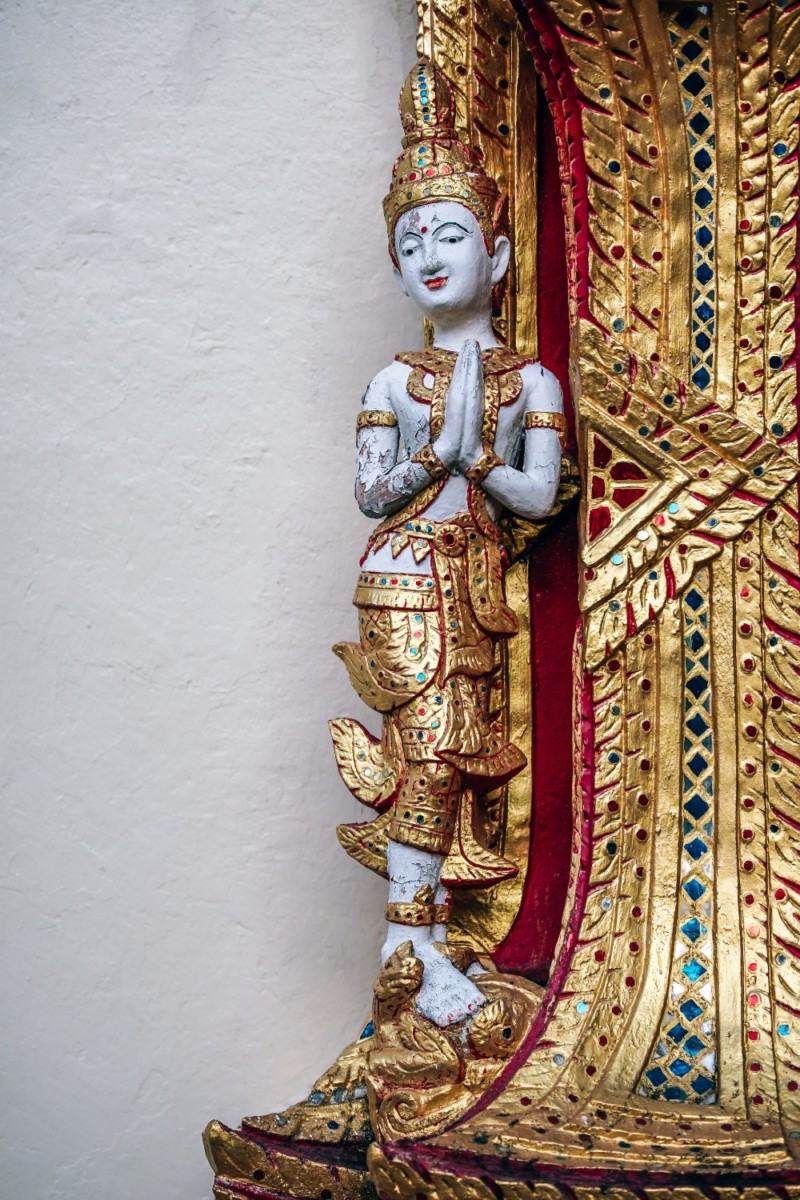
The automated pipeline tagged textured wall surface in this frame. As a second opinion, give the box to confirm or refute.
[0,3,418,1196]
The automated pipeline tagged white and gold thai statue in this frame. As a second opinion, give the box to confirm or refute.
[330,60,563,1030]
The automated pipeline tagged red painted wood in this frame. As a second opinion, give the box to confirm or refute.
[496,79,580,978]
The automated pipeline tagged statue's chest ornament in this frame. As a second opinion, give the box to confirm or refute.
[365,349,535,563]
[396,348,531,447]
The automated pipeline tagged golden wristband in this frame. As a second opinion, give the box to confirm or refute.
[465,449,504,484]
[411,443,448,481]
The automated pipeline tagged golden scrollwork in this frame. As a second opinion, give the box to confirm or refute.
[366,942,541,1142]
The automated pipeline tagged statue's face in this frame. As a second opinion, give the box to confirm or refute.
[393,201,509,321]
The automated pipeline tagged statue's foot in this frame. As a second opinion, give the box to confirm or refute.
[380,920,485,1027]
[466,959,491,978]
[413,941,486,1027]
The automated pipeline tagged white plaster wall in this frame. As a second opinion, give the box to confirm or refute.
[0,3,419,1196]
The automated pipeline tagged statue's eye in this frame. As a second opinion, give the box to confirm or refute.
[401,243,418,257]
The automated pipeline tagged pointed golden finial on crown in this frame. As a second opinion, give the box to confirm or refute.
[383,59,505,260]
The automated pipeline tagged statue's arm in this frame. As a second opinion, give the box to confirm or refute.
[478,365,563,520]
[354,366,445,519]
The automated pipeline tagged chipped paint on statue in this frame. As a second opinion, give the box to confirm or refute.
[330,62,563,1037]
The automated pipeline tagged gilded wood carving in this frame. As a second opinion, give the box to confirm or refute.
[205,2,800,1196]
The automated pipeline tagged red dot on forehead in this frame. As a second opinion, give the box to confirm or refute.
[421,226,428,233]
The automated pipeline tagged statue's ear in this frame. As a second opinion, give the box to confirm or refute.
[393,264,410,297]
[491,235,511,285]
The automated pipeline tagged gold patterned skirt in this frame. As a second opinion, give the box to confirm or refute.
[332,514,525,884]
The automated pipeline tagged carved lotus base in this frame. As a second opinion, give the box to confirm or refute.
[204,1113,800,1200]
[206,1039,800,1196]
[205,942,800,1199]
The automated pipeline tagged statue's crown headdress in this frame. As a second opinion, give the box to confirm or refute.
[383,59,505,260]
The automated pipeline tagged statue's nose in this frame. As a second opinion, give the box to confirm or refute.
[422,248,443,274]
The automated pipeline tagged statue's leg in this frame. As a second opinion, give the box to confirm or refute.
[381,840,439,962]
[431,880,450,944]
[382,839,486,1028]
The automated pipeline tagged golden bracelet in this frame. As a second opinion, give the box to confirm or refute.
[465,449,504,484]
[385,901,451,927]
[411,443,448,481]
[356,410,398,431]
[525,409,567,449]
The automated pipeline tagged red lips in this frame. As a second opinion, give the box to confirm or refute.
[424,276,448,290]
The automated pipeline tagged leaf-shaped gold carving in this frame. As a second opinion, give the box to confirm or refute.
[328,717,402,810]
[332,606,442,711]
[335,812,391,878]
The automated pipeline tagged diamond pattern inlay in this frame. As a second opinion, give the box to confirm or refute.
[681,998,704,1023]
[684,794,709,820]
[643,3,719,1106]
[664,6,718,398]
[640,556,717,1102]
[681,917,705,943]
[685,836,708,861]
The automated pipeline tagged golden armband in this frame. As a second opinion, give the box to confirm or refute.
[356,410,398,432]
[411,443,448,481]
[465,449,504,484]
[525,409,567,450]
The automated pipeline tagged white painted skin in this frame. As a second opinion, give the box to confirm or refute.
[382,842,485,1027]
[358,201,563,1027]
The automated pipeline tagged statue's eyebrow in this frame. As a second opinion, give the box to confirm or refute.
[398,220,470,245]
[431,221,470,235]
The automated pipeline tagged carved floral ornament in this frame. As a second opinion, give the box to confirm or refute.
[205,2,800,1197]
